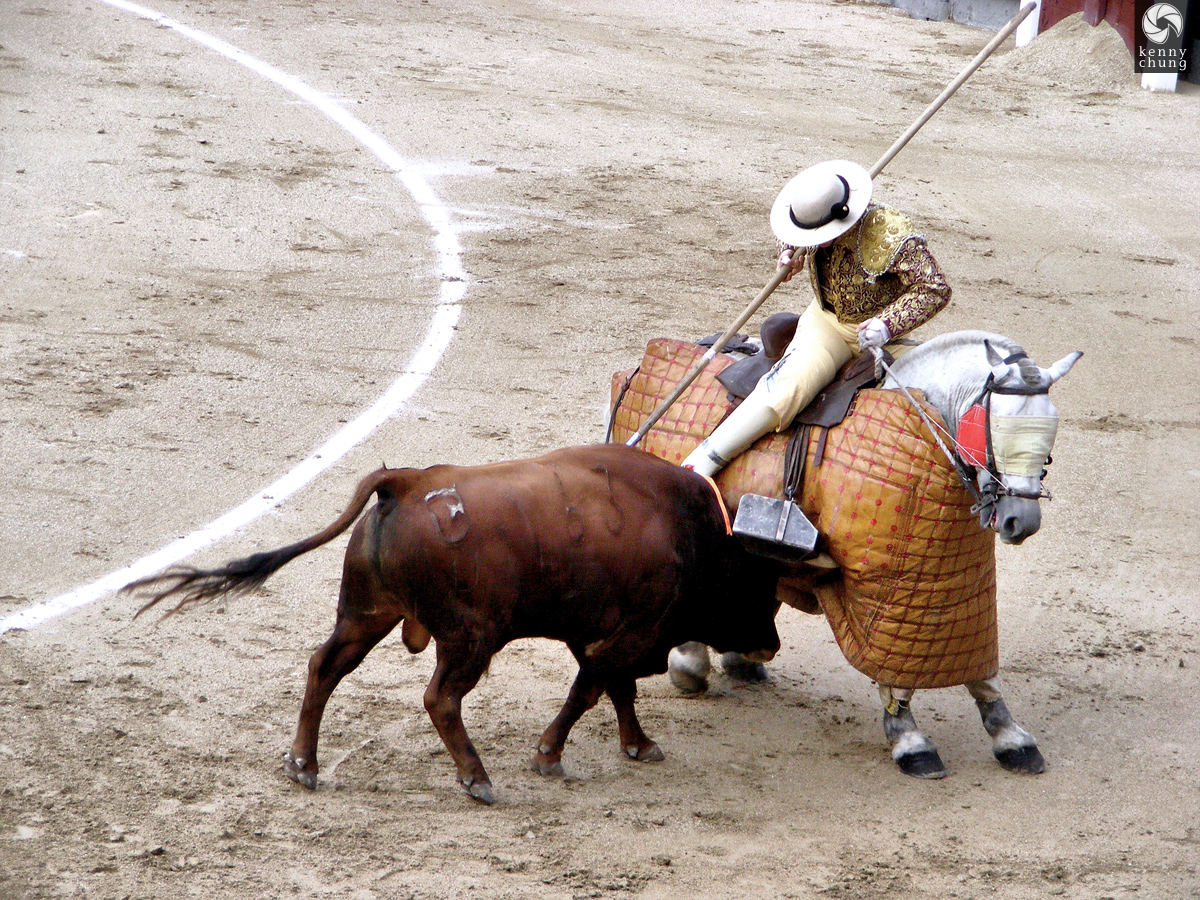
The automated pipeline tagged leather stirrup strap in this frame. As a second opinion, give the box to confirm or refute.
[813,428,830,467]
[783,424,810,503]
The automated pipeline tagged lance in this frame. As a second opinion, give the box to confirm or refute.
[625,2,1037,449]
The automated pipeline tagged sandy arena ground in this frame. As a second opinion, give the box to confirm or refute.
[2,1,1198,898]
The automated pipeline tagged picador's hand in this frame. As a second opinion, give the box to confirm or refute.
[857,317,890,351]
[777,247,804,282]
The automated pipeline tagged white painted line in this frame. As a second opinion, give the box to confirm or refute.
[0,2,466,634]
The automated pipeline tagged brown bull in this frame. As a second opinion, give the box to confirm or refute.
[130,444,781,805]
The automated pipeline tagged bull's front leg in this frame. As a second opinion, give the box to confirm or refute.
[424,646,494,804]
[607,676,664,763]
[966,677,1046,774]
[716,651,769,682]
[879,685,947,779]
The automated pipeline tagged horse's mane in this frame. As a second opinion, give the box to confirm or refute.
[903,330,1025,361]
[883,330,1027,402]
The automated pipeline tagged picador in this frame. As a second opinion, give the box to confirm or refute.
[684,159,951,478]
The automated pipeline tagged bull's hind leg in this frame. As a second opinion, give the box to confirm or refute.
[966,677,1046,774]
[879,685,947,779]
[284,609,402,790]
[607,676,664,763]
[532,668,605,777]
[423,643,496,804]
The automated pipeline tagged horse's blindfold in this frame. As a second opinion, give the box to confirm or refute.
[956,405,1059,478]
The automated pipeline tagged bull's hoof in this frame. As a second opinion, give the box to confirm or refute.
[718,652,769,683]
[460,777,495,805]
[531,754,565,777]
[667,646,710,694]
[625,742,665,763]
[995,744,1046,775]
[283,752,318,791]
[896,749,948,780]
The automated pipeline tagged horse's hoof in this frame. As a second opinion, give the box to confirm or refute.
[625,742,665,763]
[668,668,708,694]
[668,647,709,694]
[718,652,769,683]
[283,752,318,790]
[460,778,495,805]
[995,744,1046,775]
[896,749,948,779]
[531,755,565,777]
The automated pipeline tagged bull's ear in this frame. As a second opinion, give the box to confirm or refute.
[1046,350,1083,385]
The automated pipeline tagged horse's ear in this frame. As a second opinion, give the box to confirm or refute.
[1046,351,1083,385]
[984,340,1005,368]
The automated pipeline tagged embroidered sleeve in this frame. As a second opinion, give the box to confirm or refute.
[876,238,951,338]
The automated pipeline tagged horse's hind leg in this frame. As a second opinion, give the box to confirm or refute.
[879,685,947,779]
[667,641,712,693]
[284,607,402,790]
[966,677,1046,774]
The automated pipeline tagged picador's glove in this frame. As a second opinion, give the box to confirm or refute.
[776,246,805,282]
[857,317,890,351]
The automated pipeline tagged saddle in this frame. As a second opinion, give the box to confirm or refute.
[714,312,800,398]
[795,350,890,466]
[719,312,891,465]
[721,316,891,563]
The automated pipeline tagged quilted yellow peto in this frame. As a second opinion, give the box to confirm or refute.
[610,338,999,689]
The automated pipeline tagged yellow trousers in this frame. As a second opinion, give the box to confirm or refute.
[754,298,861,429]
[683,299,907,476]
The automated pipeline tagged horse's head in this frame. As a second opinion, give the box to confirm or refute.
[961,342,1082,544]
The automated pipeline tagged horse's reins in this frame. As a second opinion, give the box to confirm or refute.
[870,348,1053,520]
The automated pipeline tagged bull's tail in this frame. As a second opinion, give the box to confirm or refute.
[126,468,399,618]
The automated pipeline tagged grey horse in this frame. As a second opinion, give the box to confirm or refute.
[668,331,1081,779]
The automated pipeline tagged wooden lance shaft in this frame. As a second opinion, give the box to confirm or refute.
[625,2,1036,449]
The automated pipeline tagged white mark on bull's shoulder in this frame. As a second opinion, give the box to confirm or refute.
[425,487,465,518]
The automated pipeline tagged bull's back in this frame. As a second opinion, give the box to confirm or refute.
[371,446,723,642]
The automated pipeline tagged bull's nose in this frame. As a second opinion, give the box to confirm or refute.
[745,648,776,663]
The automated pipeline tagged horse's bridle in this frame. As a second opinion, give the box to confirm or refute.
[955,352,1056,509]
[874,349,1056,522]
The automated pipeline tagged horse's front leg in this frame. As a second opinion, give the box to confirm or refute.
[966,677,1046,774]
[879,685,947,779]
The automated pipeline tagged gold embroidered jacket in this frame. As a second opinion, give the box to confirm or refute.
[784,205,951,339]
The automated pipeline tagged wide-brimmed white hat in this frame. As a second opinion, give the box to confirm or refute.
[770,160,872,248]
